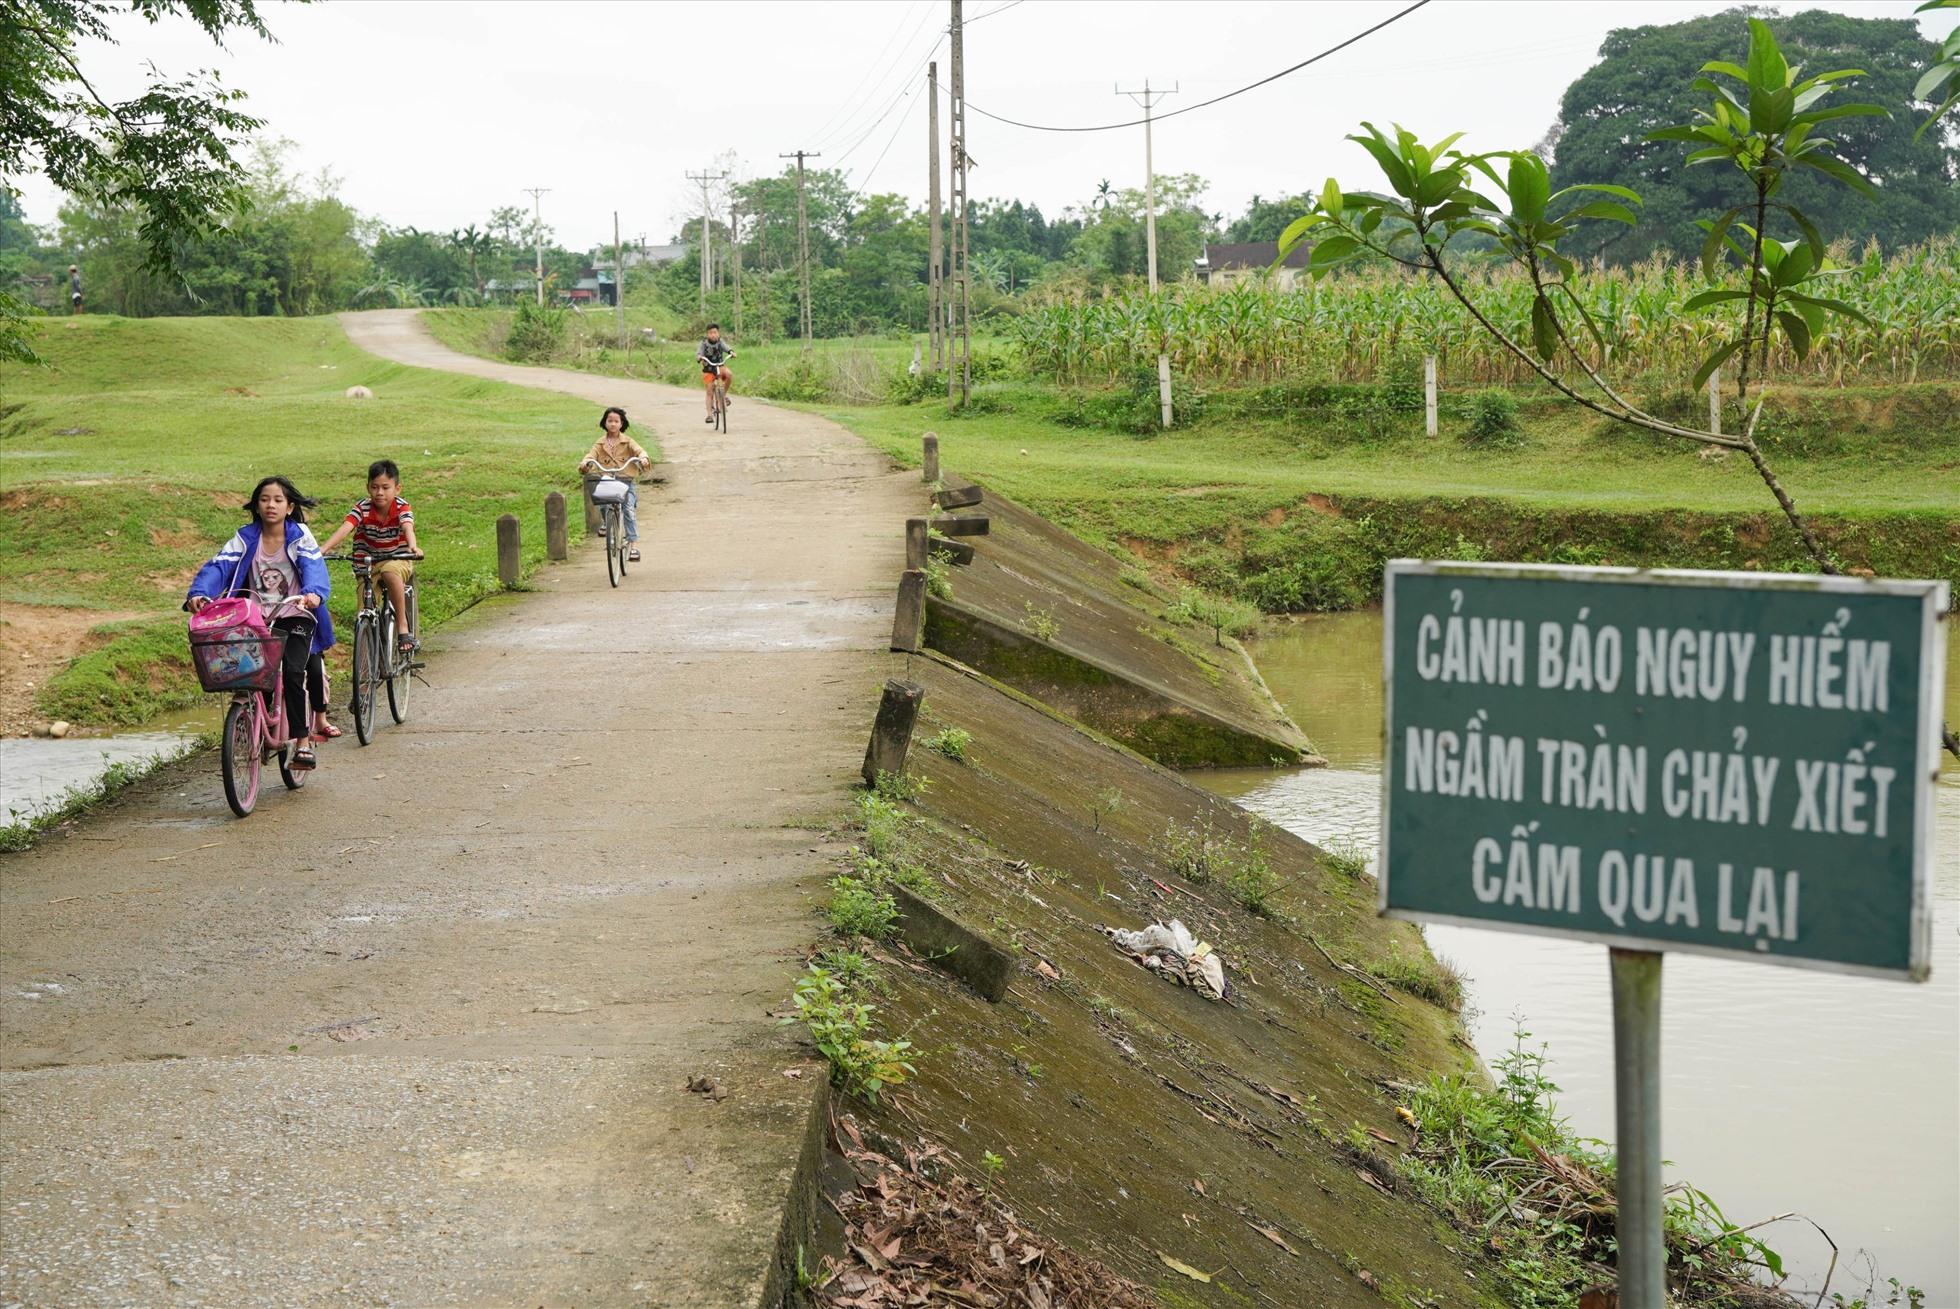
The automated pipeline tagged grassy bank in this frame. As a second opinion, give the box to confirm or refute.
[817,380,1959,606]
[0,315,620,727]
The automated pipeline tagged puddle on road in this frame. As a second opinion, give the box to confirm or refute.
[2,705,220,827]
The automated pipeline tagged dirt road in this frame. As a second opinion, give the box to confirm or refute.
[0,311,915,1306]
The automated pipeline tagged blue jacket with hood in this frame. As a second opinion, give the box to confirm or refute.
[185,519,336,654]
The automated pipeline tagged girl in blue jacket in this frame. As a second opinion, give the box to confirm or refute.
[185,476,336,770]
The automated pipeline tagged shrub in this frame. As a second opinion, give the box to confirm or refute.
[1465,388,1523,445]
[504,299,568,362]
[855,791,907,859]
[1019,602,1060,641]
[924,550,954,599]
[1166,586,1260,645]
[751,354,831,403]
[1367,941,1465,1011]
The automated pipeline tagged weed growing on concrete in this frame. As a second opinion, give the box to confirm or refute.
[1366,941,1465,1012]
[1019,602,1060,641]
[828,873,898,939]
[1319,843,1371,880]
[1399,1028,1799,1308]
[814,948,880,993]
[924,726,972,761]
[785,965,917,1102]
[980,1150,1006,1188]
[1166,586,1260,645]
[873,769,930,803]
[924,550,955,600]
[1089,786,1126,833]
[1222,818,1279,916]
[855,791,907,859]
[1118,564,1159,596]
[1161,814,1277,913]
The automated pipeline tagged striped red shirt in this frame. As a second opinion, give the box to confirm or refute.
[344,496,413,553]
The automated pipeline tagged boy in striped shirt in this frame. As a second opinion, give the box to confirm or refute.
[320,459,424,651]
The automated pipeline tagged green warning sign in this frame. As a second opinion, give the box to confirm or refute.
[1380,563,1948,979]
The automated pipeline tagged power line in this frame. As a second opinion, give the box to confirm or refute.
[804,0,928,149]
[962,0,1023,23]
[843,77,927,206]
[963,0,1431,134]
[811,2,940,152]
[828,28,948,166]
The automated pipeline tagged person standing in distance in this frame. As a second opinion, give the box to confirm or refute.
[68,265,82,314]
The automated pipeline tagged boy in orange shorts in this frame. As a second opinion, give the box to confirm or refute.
[320,459,424,652]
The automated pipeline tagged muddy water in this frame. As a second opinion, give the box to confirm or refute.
[1204,611,1960,1303]
[1,706,220,826]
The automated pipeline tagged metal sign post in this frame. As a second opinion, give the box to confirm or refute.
[1379,561,1947,1307]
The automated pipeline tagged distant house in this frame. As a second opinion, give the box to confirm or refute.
[482,277,536,302]
[625,243,688,269]
[1197,241,1313,291]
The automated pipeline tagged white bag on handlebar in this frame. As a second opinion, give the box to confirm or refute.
[590,478,630,504]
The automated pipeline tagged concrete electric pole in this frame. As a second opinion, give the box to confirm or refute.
[522,187,550,306]
[1117,80,1177,427]
[928,60,944,372]
[948,0,971,405]
[779,150,820,350]
[686,169,727,315]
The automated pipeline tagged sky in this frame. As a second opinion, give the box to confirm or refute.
[11,0,1953,253]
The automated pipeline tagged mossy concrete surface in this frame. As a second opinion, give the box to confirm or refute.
[923,481,1315,768]
[860,651,1500,1307]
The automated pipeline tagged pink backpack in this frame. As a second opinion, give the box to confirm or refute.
[188,596,281,693]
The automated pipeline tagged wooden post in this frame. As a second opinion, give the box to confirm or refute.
[1424,354,1438,437]
[905,518,930,570]
[936,514,989,537]
[581,479,600,534]
[544,491,568,561]
[496,513,521,588]
[892,568,926,652]
[922,432,940,483]
[1708,367,1721,436]
[932,483,982,510]
[861,678,925,788]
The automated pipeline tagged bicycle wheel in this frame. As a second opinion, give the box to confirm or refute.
[385,599,411,724]
[351,613,379,745]
[605,507,620,588]
[220,696,262,818]
[716,384,727,433]
[277,742,309,791]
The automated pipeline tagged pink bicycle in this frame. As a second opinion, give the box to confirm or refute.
[191,598,312,819]
[217,673,311,818]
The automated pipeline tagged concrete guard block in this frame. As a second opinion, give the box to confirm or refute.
[891,885,1013,1002]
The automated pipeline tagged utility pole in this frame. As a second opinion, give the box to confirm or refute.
[928,60,944,372]
[780,150,820,349]
[613,209,626,348]
[1117,79,1177,427]
[731,199,743,340]
[523,187,550,306]
[686,169,726,315]
[948,0,971,404]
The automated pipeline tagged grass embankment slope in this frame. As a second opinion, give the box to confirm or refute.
[0,315,619,730]
[821,380,1960,608]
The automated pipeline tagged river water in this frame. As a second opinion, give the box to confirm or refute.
[1203,611,1960,1304]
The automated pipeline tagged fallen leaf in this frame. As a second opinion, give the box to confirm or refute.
[1356,1167,1392,1194]
[1033,958,1061,982]
[1192,1177,1207,1197]
[1247,1220,1299,1256]
[1157,1252,1212,1283]
[1365,1126,1397,1145]
[1359,1268,1380,1290]
[783,1067,805,1079]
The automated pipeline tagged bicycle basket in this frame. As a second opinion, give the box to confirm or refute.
[188,598,281,693]
[589,478,630,504]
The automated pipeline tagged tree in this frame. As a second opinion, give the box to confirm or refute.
[1226,192,1316,242]
[1548,7,1957,262]
[3,0,278,358]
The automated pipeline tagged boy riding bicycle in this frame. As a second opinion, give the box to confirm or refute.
[320,459,424,653]
[698,324,734,422]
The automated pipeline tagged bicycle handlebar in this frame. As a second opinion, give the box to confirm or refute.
[581,461,646,476]
[325,549,422,562]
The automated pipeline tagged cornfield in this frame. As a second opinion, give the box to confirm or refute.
[1011,238,1960,389]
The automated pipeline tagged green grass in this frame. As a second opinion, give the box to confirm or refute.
[0,314,624,725]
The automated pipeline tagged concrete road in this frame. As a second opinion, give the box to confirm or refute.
[0,311,916,1307]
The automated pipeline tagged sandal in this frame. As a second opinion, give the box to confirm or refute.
[628,547,642,562]
[316,721,343,739]
[289,745,318,772]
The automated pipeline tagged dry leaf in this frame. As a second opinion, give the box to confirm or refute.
[1356,1168,1391,1194]
[783,1067,805,1079]
[1364,1126,1396,1145]
[1247,1221,1299,1256]
[1033,958,1061,982]
[1157,1252,1212,1282]
[1358,1268,1380,1290]
[1191,1177,1207,1196]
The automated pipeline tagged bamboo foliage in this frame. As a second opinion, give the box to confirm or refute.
[1011,238,1959,388]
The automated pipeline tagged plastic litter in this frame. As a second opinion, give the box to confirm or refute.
[1104,918,1228,1001]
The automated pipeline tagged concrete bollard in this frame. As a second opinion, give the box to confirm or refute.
[496,513,521,588]
[545,491,568,561]
[581,480,600,534]
[922,432,940,483]
[928,535,975,566]
[861,679,925,788]
[892,569,926,652]
[936,514,990,537]
[933,483,983,510]
[906,517,930,570]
